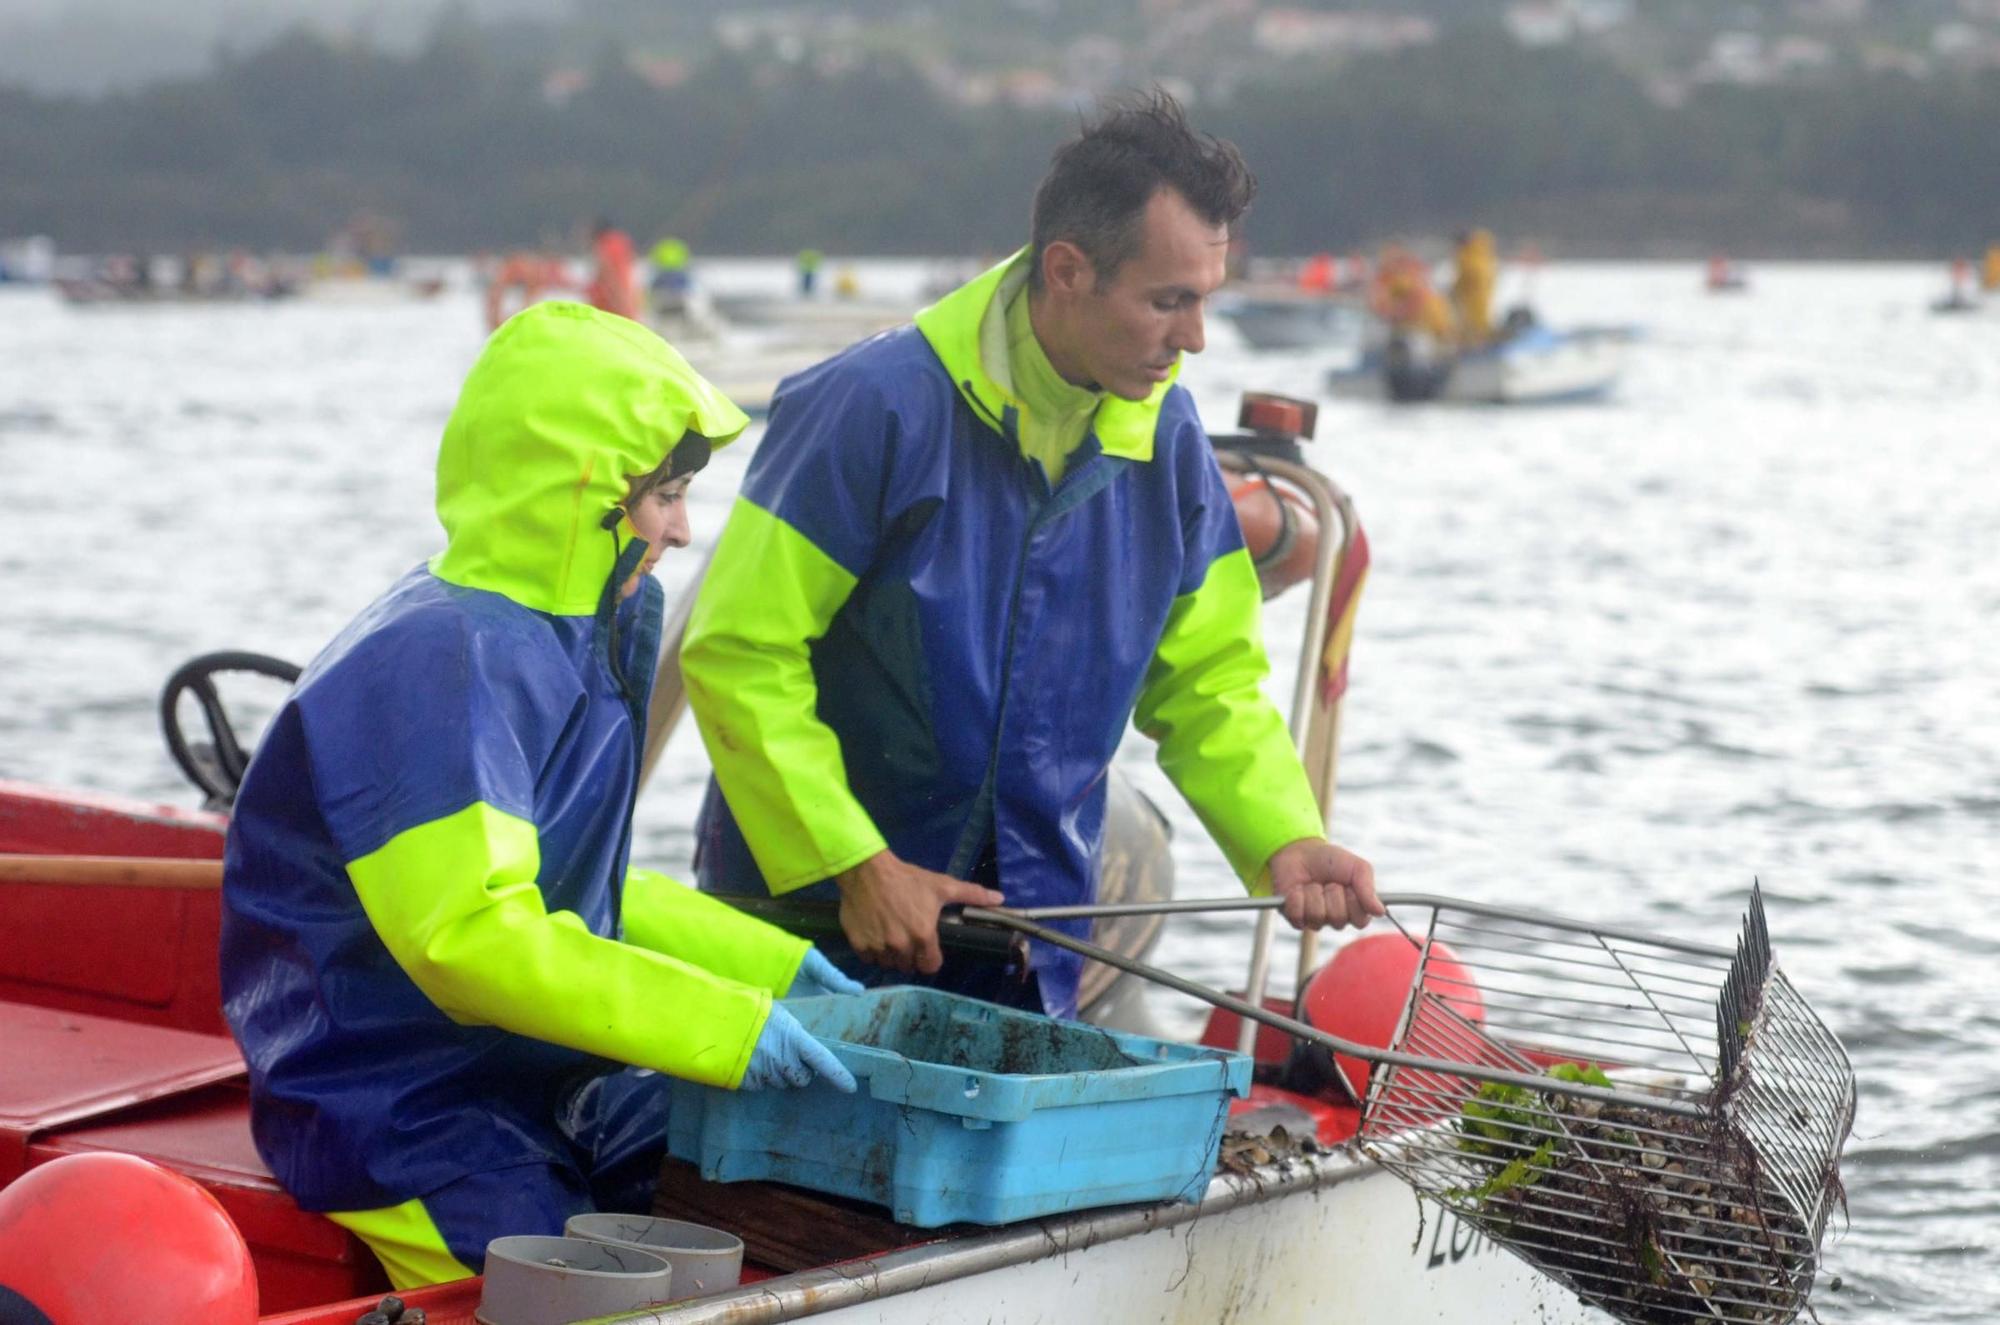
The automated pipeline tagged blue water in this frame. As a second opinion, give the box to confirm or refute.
[2,261,1994,1319]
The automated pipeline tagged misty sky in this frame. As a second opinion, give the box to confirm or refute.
[0,0,567,94]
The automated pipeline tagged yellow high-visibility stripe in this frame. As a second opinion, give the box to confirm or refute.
[347,801,774,1086]
[324,1199,474,1291]
[1135,547,1324,887]
[681,499,887,892]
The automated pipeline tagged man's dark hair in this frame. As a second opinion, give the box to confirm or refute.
[1029,89,1255,293]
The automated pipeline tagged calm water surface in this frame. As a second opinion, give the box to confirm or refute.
[2,262,1994,1319]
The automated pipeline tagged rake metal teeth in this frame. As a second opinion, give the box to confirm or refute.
[1747,881,1772,980]
[1717,882,1774,1086]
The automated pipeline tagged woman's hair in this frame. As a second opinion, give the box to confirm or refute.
[1028,88,1255,293]
[628,432,711,501]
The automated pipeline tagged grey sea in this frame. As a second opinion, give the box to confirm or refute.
[2,260,1994,1320]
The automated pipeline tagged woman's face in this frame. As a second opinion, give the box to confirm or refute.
[619,474,692,599]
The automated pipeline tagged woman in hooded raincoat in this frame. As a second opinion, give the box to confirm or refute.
[220,301,856,1289]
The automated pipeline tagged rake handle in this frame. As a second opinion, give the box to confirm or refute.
[999,892,1732,958]
[959,905,1709,1118]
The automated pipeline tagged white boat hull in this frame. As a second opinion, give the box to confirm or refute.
[710,292,914,337]
[1328,328,1624,405]
[633,1149,1607,1324]
[1217,295,1362,352]
[650,295,899,416]
[302,276,446,304]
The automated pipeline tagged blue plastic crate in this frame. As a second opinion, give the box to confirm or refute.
[666,987,1252,1227]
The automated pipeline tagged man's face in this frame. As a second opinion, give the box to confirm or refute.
[1071,188,1230,401]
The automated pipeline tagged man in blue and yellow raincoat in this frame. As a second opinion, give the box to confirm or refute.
[221,301,857,1289]
[684,93,1382,1020]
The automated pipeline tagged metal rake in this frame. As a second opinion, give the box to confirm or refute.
[963,883,1855,1325]
[1354,885,1853,1324]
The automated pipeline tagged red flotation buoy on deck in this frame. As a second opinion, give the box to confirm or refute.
[1289,933,1485,1104]
[0,1153,258,1325]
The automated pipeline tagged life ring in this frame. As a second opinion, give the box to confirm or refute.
[1229,470,1319,599]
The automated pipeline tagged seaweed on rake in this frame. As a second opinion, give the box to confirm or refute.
[1356,885,1855,1325]
[1446,1057,1826,1325]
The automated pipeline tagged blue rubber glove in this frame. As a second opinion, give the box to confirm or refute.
[741,1004,857,1092]
[787,947,866,998]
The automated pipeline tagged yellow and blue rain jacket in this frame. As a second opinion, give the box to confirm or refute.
[684,255,1325,1017]
[220,302,806,1214]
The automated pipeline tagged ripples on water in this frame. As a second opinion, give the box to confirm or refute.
[2,263,1995,1319]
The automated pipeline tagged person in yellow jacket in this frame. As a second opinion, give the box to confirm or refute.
[795,247,823,297]
[1450,228,1499,345]
[681,92,1381,1019]
[649,234,693,303]
[220,300,858,1289]
[1982,242,2000,294]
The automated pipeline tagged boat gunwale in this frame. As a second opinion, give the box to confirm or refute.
[604,1147,1377,1323]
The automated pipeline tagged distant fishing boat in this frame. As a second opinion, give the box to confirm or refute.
[653,290,913,416]
[300,274,447,304]
[1705,256,1749,294]
[1328,319,1628,405]
[55,276,299,306]
[1931,259,1983,315]
[708,290,915,339]
[676,339,840,418]
[1215,288,1364,352]
[0,235,56,285]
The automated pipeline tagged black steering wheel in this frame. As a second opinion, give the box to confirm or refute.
[159,651,301,808]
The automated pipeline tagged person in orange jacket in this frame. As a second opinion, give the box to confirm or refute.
[1369,246,1454,342]
[586,219,641,321]
[484,250,571,331]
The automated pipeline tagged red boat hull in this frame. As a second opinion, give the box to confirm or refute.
[0,780,400,1316]
[0,780,228,1035]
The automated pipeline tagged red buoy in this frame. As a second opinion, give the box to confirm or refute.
[0,1153,258,1325]
[1291,933,1485,1103]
